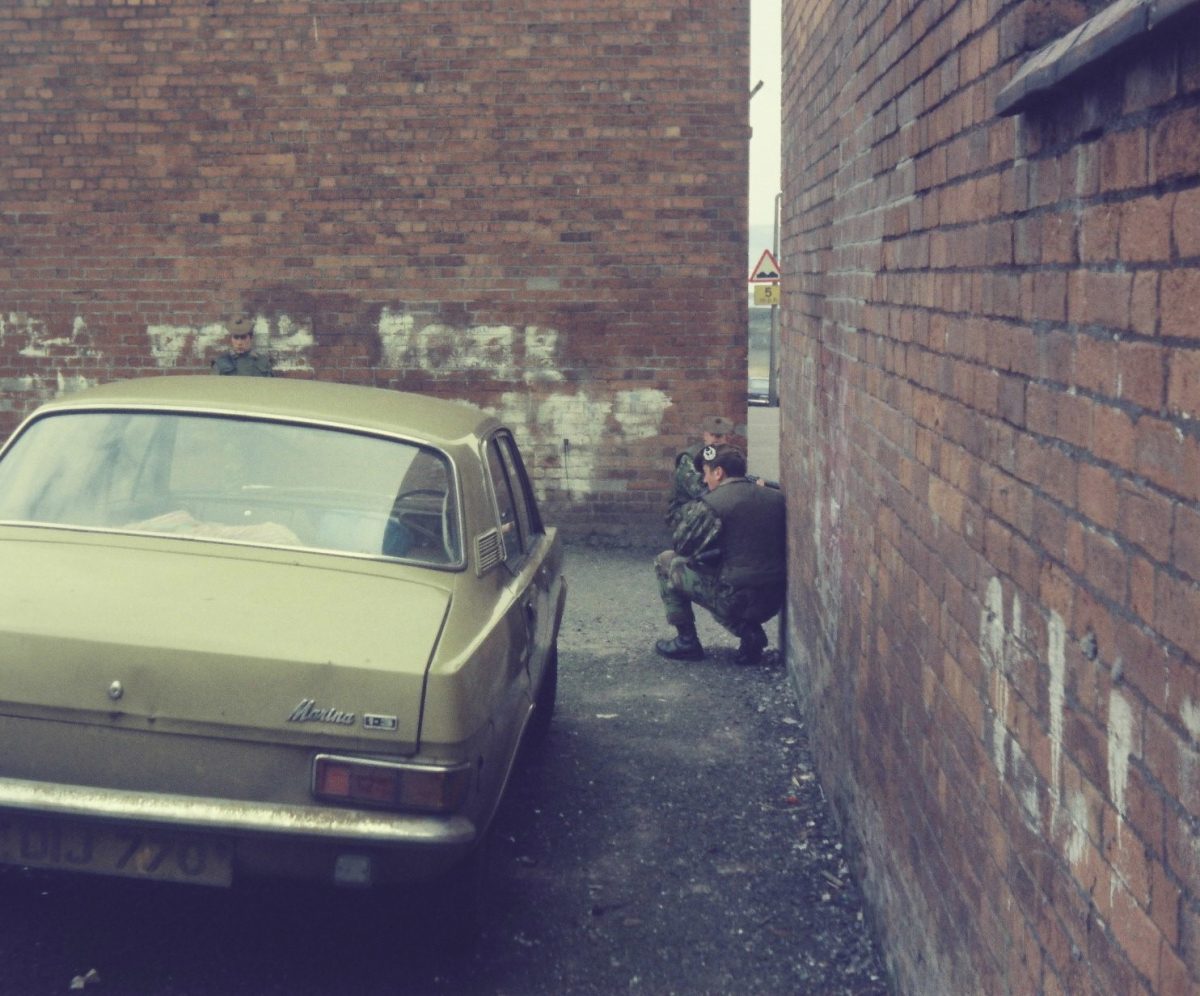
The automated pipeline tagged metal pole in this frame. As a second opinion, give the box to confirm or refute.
[768,192,782,407]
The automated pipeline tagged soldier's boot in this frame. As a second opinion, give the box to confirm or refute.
[734,623,769,666]
[655,623,705,661]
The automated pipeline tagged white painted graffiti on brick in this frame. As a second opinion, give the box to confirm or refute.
[979,576,1142,879]
[377,310,561,383]
[147,316,314,372]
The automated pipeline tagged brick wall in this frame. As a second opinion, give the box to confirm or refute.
[0,0,750,544]
[782,0,1200,991]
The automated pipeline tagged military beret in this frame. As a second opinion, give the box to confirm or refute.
[693,442,747,475]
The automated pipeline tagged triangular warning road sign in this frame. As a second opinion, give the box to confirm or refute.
[748,249,781,283]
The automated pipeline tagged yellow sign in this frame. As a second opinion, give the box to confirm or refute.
[754,284,781,306]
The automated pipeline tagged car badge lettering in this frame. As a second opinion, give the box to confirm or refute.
[288,699,356,726]
[363,714,399,732]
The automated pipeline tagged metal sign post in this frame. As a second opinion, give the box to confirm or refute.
[748,237,782,407]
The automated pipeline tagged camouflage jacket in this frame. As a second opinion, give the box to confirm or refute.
[665,444,706,530]
[671,497,723,566]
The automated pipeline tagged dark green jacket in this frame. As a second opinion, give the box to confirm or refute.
[212,351,273,377]
[701,477,786,587]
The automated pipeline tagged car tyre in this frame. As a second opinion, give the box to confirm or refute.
[525,643,558,747]
[426,829,492,953]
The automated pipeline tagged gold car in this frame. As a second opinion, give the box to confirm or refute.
[0,376,565,912]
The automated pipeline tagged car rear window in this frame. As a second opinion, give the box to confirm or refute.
[0,411,461,566]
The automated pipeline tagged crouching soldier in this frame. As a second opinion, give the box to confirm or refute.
[666,414,735,532]
[653,443,786,666]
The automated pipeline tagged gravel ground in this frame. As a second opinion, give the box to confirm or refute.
[0,543,891,995]
[444,542,893,994]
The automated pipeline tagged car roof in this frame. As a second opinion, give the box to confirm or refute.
[26,376,500,448]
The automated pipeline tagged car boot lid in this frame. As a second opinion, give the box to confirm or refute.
[0,532,450,748]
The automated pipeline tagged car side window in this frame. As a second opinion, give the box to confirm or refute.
[485,431,542,569]
[485,438,524,566]
[495,433,541,542]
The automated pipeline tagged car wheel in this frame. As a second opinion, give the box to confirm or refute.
[426,830,491,953]
[525,643,558,746]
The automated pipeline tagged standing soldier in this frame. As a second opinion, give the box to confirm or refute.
[654,443,786,666]
[212,319,273,377]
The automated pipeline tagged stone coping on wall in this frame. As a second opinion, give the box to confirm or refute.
[996,0,1200,115]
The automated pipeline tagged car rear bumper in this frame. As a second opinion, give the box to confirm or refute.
[0,775,477,887]
[0,776,475,844]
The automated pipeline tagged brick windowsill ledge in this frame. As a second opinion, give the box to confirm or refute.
[996,0,1200,115]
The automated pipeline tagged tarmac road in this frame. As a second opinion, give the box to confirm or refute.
[0,544,888,995]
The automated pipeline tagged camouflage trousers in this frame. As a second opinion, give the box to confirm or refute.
[654,550,785,638]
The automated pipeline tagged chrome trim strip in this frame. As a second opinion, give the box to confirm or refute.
[0,777,476,847]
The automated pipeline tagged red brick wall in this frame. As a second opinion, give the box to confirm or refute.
[0,0,750,543]
[782,0,1200,991]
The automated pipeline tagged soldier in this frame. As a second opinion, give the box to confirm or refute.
[666,414,734,531]
[654,443,786,666]
[211,319,273,377]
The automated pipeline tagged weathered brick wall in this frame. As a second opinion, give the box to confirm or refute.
[782,0,1200,991]
[0,0,750,544]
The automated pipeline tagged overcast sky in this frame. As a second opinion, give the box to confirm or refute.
[749,0,782,244]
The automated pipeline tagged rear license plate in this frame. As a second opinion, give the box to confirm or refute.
[0,815,233,887]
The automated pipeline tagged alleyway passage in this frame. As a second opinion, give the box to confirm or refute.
[0,545,889,995]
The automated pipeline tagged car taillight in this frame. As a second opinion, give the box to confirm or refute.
[312,755,471,814]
